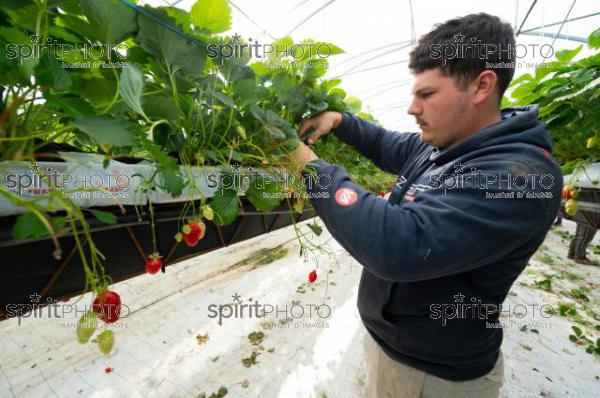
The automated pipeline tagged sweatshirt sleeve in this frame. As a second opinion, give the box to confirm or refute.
[301,158,552,282]
[332,111,423,175]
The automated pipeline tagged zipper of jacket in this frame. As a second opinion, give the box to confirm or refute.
[389,147,436,204]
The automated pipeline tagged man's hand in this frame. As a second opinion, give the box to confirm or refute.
[289,141,318,171]
[297,111,343,144]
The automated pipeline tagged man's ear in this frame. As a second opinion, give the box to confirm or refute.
[472,70,498,105]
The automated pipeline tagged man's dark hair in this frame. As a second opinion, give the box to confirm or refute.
[408,13,516,102]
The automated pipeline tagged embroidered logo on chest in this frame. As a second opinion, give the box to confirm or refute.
[402,183,432,202]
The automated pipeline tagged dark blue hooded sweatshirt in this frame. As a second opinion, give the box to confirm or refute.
[302,106,562,381]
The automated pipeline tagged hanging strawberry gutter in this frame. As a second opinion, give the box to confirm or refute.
[0,0,393,356]
[0,152,315,315]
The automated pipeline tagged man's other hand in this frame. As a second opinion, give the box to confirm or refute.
[289,141,319,170]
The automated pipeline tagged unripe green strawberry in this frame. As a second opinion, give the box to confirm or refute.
[571,189,579,200]
[76,311,98,344]
[237,125,246,140]
[174,232,182,242]
[202,205,214,221]
[587,137,598,149]
[98,330,115,354]
[565,199,578,216]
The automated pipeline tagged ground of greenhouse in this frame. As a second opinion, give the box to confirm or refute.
[1,218,599,398]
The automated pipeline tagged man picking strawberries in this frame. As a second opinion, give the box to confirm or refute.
[291,13,562,398]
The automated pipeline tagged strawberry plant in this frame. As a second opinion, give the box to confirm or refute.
[508,27,600,174]
[0,0,384,352]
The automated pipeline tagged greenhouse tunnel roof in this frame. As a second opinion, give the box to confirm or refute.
[139,0,600,132]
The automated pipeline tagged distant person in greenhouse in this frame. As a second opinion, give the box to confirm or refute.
[291,12,562,398]
[568,222,599,266]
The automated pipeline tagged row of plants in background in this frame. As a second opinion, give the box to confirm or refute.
[508,26,600,216]
[510,28,599,358]
[508,27,599,172]
[0,0,394,354]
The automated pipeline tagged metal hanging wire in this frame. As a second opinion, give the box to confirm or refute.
[330,60,408,79]
[119,0,307,102]
[518,0,591,44]
[285,0,337,36]
[356,78,413,95]
[408,0,416,43]
[516,0,538,35]
[519,12,599,34]
[280,0,312,19]
[329,41,411,71]
[340,43,413,76]
[549,0,577,50]
[226,0,276,40]
[362,82,413,101]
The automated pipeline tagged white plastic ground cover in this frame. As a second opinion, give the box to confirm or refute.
[0,152,286,216]
[0,218,598,397]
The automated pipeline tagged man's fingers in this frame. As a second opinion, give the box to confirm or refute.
[297,119,316,138]
[298,114,336,144]
[306,128,328,144]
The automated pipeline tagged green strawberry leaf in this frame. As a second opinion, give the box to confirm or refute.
[190,0,232,34]
[80,0,137,44]
[245,176,283,212]
[136,7,206,78]
[307,223,323,236]
[73,115,136,147]
[210,188,239,225]
[12,212,65,240]
[120,64,147,119]
[89,209,117,225]
[588,28,600,49]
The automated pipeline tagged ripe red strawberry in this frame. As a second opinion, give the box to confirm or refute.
[181,220,206,247]
[92,290,121,324]
[308,270,317,283]
[145,253,162,274]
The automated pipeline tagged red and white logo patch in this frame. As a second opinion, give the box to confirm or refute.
[335,188,358,206]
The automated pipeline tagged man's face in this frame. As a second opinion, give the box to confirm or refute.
[407,68,472,149]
